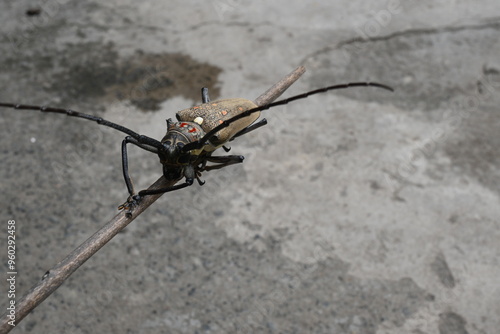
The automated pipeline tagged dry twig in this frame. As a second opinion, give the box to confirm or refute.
[0,66,306,333]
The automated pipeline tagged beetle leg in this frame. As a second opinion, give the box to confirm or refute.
[201,87,210,103]
[230,118,268,141]
[201,155,245,171]
[121,138,136,197]
[122,171,195,216]
[136,164,195,198]
[222,145,231,152]
[121,136,160,198]
[195,171,206,186]
[136,181,193,197]
[119,180,194,217]
[118,136,164,215]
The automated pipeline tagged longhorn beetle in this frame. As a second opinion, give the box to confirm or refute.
[0,81,393,213]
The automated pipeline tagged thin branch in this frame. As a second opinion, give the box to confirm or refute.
[254,66,305,106]
[0,66,306,333]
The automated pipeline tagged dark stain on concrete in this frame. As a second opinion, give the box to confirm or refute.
[106,51,222,111]
[49,43,221,110]
[49,42,120,102]
[2,40,221,111]
[439,312,469,334]
[431,252,455,288]
[443,102,500,195]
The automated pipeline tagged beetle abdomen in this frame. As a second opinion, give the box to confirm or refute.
[176,98,260,148]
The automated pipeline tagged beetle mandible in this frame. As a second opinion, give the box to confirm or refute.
[0,80,393,213]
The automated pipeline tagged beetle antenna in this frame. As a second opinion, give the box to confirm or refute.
[0,103,164,149]
[182,81,393,152]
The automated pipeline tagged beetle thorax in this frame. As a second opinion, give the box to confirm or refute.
[159,119,206,165]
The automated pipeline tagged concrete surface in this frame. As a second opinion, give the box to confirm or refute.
[0,1,499,333]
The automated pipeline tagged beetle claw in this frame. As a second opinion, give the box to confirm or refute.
[118,195,141,217]
[195,171,205,186]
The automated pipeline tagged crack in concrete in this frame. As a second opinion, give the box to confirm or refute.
[301,20,500,65]
[173,20,276,34]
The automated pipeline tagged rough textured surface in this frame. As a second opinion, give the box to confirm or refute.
[0,1,499,333]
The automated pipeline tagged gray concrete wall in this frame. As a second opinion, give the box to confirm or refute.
[0,1,499,333]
